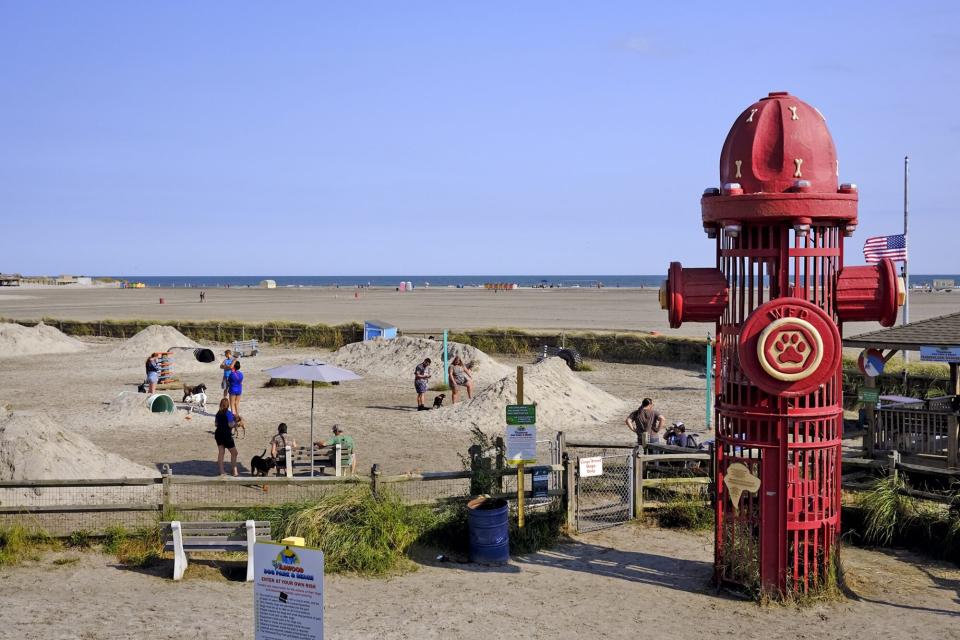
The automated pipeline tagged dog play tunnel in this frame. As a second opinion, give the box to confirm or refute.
[147,393,175,413]
[167,346,216,363]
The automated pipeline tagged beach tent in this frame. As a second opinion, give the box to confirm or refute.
[259,279,277,289]
[262,360,361,476]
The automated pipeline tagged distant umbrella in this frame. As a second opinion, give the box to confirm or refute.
[262,360,362,476]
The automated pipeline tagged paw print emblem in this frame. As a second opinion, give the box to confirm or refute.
[757,318,824,382]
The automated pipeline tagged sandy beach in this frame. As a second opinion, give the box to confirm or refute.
[1,286,958,338]
[2,525,959,640]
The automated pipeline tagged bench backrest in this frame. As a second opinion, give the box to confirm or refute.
[290,444,352,463]
[161,520,271,545]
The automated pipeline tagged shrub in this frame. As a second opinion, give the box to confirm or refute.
[859,473,920,546]
[0,525,57,565]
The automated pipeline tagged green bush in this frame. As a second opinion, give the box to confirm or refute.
[0,525,57,565]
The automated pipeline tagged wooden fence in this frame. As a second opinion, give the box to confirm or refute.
[870,404,959,467]
[0,464,565,537]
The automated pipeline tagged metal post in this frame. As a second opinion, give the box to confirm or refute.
[634,449,645,520]
[706,334,713,430]
[517,366,524,528]
[310,381,316,477]
[442,329,449,386]
[903,155,910,362]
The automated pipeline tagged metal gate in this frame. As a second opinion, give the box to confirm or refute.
[575,453,634,533]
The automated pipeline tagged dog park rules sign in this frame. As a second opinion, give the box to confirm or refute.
[506,404,537,464]
[254,542,324,640]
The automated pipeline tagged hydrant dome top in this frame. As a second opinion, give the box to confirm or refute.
[719,92,838,195]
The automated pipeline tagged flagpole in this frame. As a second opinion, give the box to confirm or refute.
[903,155,910,363]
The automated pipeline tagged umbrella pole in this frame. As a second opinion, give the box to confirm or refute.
[310,381,315,477]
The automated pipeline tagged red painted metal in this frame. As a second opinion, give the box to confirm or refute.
[663,91,902,596]
[663,262,728,328]
[836,258,901,327]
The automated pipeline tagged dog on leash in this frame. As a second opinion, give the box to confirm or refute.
[250,450,276,477]
[232,415,246,439]
[181,383,208,412]
[432,393,446,409]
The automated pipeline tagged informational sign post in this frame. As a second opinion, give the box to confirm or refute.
[920,346,960,363]
[532,468,549,498]
[254,542,324,640]
[506,392,536,528]
[578,456,603,478]
[858,388,880,404]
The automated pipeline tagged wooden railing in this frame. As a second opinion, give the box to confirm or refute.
[873,405,959,466]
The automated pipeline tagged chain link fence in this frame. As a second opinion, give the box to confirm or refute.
[574,453,634,533]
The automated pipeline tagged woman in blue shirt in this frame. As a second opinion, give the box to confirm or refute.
[214,398,239,476]
[228,360,244,417]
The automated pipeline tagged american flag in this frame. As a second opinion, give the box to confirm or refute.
[863,234,907,263]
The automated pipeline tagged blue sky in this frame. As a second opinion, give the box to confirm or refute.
[1,1,958,275]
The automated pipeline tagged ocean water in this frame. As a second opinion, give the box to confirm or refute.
[107,274,960,289]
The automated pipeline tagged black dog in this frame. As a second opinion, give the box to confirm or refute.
[137,383,147,394]
[182,383,207,403]
[250,450,276,477]
[432,393,446,409]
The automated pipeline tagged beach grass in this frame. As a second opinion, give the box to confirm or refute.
[0,525,59,566]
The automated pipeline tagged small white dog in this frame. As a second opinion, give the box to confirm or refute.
[182,383,208,413]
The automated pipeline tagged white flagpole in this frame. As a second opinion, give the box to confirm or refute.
[903,155,910,362]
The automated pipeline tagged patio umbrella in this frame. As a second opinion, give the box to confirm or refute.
[262,359,362,476]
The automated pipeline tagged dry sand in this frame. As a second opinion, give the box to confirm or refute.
[420,356,628,433]
[327,336,511,386]
[0,322,86,358]
[0,338,692,477]
[0,410,158,482]
[2,525,959,640]
[108,324,212,374]
[2,286,957,336]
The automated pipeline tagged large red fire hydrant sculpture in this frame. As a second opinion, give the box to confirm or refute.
[661,91,903,595]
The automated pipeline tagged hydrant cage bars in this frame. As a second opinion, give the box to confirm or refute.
[660,91,903,598]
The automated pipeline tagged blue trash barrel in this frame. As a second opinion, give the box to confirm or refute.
[467,497,509,564]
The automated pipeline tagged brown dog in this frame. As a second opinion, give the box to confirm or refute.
[232,415,246,440]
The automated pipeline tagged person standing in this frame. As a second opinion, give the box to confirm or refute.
[414,358,432,410]
[448,356,474,403]
[214,398,240,476]
[220,350,235,399]
[145,353,161,394]
[228,360,244,417]
[625,398,664,447]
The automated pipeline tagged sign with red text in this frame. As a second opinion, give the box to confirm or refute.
[254,542,324,640]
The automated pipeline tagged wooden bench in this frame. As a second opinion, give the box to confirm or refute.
[287,444,354,476]
[161,520,271,581]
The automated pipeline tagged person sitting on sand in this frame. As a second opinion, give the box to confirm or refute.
[448,356,474,403]
[270,422,296,476]
[214,398,240,476]
[145,353,161,394]
[625,398,664,447]
[414,358,432,410]
[315,424,356,474]
[228,360,244,417]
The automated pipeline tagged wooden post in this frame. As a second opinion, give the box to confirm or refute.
[634,449,645,520]
[371,464,381,497]
[948,415,959,469]
[564,455,576,531]
[494,437,505,495]
[161,464,172,517]
[889,450,900,482]
[864,374,877,458]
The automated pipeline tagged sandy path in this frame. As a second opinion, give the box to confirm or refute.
[1,287,956,337]
[1,526,958,640]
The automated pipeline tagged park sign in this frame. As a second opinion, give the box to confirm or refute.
[920,346,960,363]
[858,387,880,404]
[506,404,536,425]
[254,542,324,640]
[505,404,537,464]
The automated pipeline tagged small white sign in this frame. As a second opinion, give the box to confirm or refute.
[506,424,537,464]
[920,346,960,363]
[254,542,324,640]
[579,456,603,478]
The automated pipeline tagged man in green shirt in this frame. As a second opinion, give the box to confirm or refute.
[315,424,356,474]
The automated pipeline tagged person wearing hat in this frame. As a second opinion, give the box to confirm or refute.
[315,424,356,474]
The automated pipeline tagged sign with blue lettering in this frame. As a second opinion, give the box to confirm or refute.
[532,469,549,498]
[254,542,324,640]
